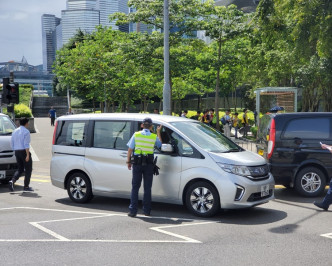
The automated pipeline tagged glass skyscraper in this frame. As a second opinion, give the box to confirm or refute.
[41,14,61,73]
[61,0,100,44]
[42,0,130,72]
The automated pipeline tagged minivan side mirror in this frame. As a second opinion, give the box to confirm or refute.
[161,143,173,153]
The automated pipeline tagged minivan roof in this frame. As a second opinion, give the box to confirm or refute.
[56,113,195,124]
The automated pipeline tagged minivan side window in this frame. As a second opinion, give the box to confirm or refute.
[55,120,87,146]
[282,118,330,139]
[93,121,131,150]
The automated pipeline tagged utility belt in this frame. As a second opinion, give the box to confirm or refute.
[132,154,154,165]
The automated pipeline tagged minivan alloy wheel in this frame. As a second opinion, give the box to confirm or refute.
[300,172,321,193]
[185,181,220,217]
[190,187,213,213]
[67,172,93,203]
[295,167,326,197]
[70,176,87,199]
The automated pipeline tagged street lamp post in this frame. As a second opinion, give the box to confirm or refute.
[163,0,171,115]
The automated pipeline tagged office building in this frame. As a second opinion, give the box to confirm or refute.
[41,14,61,73]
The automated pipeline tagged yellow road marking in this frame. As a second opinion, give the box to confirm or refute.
[30,179,50,183]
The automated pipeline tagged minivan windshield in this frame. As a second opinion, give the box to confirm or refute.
[170,121,242,153]
[0,116,16,135]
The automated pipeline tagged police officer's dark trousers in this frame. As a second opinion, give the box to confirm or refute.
[129,163,154,215]
[12,150,32,188]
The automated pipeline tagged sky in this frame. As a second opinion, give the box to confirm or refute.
[0,0,66,66]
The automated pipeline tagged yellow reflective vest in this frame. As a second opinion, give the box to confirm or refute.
[134,131,157,155]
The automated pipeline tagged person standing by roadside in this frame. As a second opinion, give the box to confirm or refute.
[210,109,217,128]
[232,112,239,139]
[48,106,56,126]
[9,118,33,192]
[126,118,162,217]
[242,108,249,138]
[190,110,201,120]
[314,143,332,211]
[223,110,232,138]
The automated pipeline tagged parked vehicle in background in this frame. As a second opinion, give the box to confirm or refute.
[51,113,274,217]
[256,112,332,197]
[0,113,18,184]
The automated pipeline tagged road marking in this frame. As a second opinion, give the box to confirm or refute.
[34,123,40,133]
[321,233,332,239]
[0,207,216,243]
[30,145,39,161]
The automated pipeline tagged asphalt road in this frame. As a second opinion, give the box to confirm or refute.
[0,117,331,266]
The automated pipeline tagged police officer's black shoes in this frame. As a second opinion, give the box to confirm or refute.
[9,180,14,192]
[144,212,150,216]
[127,212,137,217]
[314,201,328,211]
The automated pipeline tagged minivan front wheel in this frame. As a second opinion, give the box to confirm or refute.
[185,181,220,217]
[67,172,93,203]
[295,167,326,197]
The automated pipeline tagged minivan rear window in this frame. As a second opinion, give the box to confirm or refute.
[282,118,330,139]
[0,116,16,135]
[55,120,88,146]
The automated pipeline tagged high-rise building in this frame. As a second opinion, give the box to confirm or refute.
[41,14,61,73]
[61,0,100,44]
[98,0,129,32]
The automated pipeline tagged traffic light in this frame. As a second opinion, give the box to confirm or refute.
[6,82,19,104]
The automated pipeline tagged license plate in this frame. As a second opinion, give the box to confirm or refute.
[0,171,6,180]
[258,149,264,156]
[261,185,269,197]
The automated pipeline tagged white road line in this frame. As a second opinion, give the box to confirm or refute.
[30,145,39,161]
[29,222,69,241]
[321,233,332,239]
[34,123,40,133]
[0,207,217,243]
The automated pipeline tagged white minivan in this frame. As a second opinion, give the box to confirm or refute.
[51,113,274,217]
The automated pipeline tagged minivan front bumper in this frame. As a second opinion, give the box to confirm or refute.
[218,172,275,209]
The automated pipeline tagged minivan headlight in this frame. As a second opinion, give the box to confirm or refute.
[217,163,251,177]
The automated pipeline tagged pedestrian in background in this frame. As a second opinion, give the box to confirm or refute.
[126,118,162,217]
[48,106,56,126]
[242,108,249,138]
[314,143,332,211]
[210,108,216,128]
[223,110,232,138]
[190,110,201,120]
[153,108,160,114]
[181,110,188,118]
[9,117,33,192]
[232,112,239,139]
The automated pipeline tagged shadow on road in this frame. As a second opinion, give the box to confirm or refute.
[274,187,327,204]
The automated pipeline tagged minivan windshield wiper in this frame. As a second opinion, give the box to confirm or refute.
[0,132,12,136]
[222,148,241,153]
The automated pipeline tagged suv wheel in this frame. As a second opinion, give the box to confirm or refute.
[185,181,220,217]
[67,172,93,203]
[295,167,326,197]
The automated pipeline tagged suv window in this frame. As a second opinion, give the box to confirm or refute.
[55,120,87,146]
[93,121,131,150]
[282,118,330,139]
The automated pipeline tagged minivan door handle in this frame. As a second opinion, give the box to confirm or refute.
[120,152,127,158]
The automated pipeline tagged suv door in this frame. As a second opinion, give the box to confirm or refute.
[84,120,132,195]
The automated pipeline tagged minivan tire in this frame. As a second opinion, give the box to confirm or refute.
[67,172,93,203]
[295,167,326,197]
[185,181,220,217]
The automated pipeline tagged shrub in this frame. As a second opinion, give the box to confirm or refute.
[250,126,258,138]
[14,104,32,118]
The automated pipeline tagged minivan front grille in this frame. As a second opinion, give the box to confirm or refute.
[247,165,270,181]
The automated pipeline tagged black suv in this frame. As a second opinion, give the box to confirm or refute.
[256,112,332,197]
